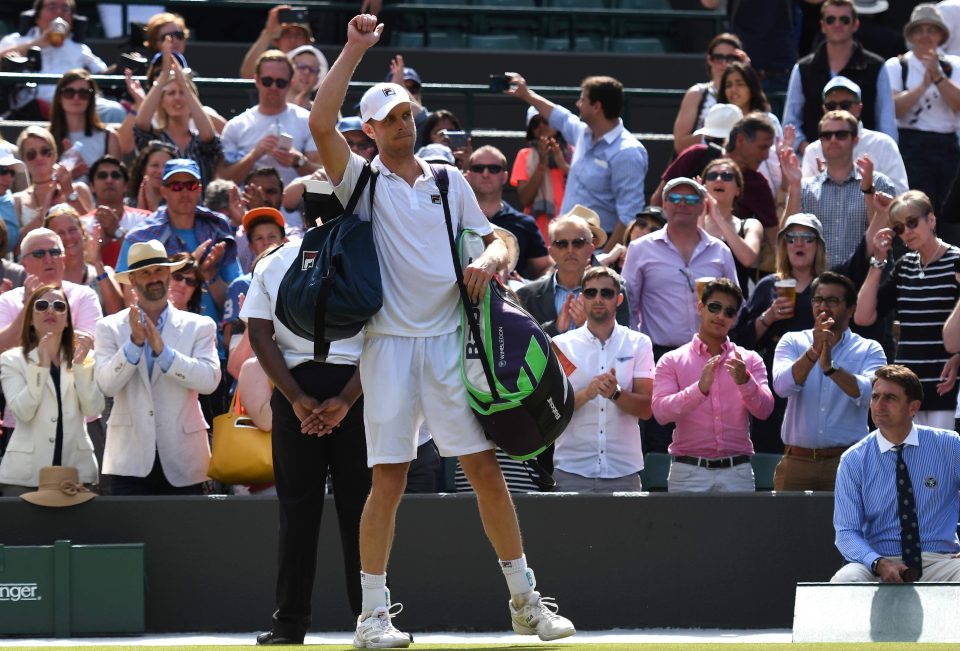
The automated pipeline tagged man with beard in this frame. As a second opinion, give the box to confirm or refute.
[94,239,220,495]
[552,266,654,492]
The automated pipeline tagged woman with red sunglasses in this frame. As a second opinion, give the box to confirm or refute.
[0,284,103,496]
[12,126,92,251]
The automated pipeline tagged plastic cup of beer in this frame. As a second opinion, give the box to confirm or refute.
[48,17,69,47]
[775,278,798,306]
[695,277,715,301]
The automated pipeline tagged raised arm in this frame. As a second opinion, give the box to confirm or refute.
[309,14,383,185]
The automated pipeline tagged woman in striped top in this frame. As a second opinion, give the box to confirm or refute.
[855,190,960,429]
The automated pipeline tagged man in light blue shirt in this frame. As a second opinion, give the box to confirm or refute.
[832,364,960,583]
[506,72,647,251]
[772,271,887,491]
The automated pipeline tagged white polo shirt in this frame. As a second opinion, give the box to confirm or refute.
[239,241,362,368]
[332,152,492,337]
[885,51,960,133]
[221,103,317,187]
[553,323,655,478]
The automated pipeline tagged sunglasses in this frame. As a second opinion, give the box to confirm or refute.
[160,30,186,41]
[891,215,924,236]
[165,180,200,192]
[703,171,736,182]
[811,296,843,307]
[824,100,855,111]
[705,301,738,318]
[666,193,702,206]
[469,164,504,174]
[25,147,54,162]
[171,271,198,287]
[61,87,92,100]
[295,63,319,75]
[0,168,14,177]
[552,237,588,250]
[94,170,124,180]
[259,76,290,89]
[784,231,818,244]
[582,287,617,300]
[709,53,740,64]
[819,130,852,141]
[34,299,67,313]
[824,15,852,25]
[27,247,63,259]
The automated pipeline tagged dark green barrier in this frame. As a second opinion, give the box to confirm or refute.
[0,540,144,636]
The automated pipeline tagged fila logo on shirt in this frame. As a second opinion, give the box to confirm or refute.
[431,195,441,205]
[301,250,318,271]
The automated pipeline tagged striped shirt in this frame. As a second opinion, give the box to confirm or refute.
[834,425,960,570]
[800,168,896,268]
[876,245,960,411]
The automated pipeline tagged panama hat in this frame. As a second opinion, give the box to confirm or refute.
[562,204,608,248]
[114,239,188,285]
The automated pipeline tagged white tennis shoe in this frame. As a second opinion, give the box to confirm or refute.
[353,603,411,649]
[509,592,576,641]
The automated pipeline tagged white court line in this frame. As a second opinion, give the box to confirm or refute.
[0,629,793,646]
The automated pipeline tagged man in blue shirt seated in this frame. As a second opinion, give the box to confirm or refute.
[832,364,960,583]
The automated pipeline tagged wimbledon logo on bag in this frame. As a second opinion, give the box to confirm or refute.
[0,583,41,601]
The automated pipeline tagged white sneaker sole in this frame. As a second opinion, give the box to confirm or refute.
[512,621,577,641]
[352,634,412,649]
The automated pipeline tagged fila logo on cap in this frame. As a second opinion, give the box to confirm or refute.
[382,87,395,97]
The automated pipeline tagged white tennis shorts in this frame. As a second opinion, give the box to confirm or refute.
[360,332,493,465]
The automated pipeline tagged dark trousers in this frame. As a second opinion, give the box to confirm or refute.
[900,128,960,215]
[269,362,370,639]
[105,453,206,496]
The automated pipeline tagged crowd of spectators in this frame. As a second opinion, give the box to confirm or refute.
[0,0,959,502]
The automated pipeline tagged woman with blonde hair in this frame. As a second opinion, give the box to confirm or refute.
[43,204,124,315]
[0,285,103,496]
[48,70,121,182]
[12,126,92,249]
[133,54,220,190]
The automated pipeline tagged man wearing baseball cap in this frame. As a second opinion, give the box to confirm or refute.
[308,14,575,648]
[800,76,907,194]
[119,159,241,334]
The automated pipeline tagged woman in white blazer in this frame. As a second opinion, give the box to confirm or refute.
[0,285,104,495]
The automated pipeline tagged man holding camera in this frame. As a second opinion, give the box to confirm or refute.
[506,72,647,252]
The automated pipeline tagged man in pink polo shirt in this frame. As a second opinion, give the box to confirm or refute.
[652,277,774,492]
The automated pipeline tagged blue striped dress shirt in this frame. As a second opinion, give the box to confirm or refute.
[834,425,960,570]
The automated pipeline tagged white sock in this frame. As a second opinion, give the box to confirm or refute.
[500,555,536,605]
[360,572,389,617]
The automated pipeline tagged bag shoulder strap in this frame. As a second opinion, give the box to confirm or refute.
[432,164,499,400]
[343,162,374,216]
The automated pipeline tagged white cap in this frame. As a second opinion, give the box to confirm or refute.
[694,103,743,139]
[360,83,411,123]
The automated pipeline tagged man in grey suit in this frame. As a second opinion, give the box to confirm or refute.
[94,240,221,495]
[517,210,630,336]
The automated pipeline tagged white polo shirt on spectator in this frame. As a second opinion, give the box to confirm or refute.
[331,152,492,337]
[220,103,317,187]
[885,51,960,133]
[553,322,655,478]
[239,240,362,368]
[0,30,106,104]
[801,123,909,194]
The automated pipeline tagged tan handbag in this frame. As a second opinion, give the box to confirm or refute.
[208,390,273,484]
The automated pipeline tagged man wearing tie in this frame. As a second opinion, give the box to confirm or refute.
[832,364,960,583]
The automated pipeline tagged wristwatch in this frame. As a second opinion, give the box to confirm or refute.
[824,361,840,377]
[293,153,305,169]
[869,256,887,269]
[871,558,882,576]
[861,185,876,195]
[610,385,622,401]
